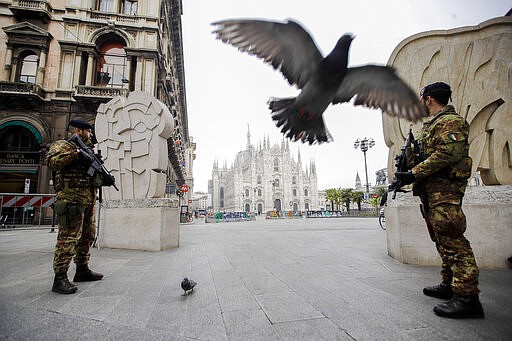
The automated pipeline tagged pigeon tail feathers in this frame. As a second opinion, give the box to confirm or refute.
[268,97,332,145]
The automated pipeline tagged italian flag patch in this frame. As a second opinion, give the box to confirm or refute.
[448,133,462,141]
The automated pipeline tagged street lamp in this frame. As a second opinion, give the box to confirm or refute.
[354,137,375,199]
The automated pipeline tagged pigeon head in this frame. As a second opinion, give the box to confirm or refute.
[336,34,355,47]
[326,33,354,63]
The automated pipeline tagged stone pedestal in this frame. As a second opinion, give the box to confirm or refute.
[386,185,512,269]
[99,198,180,251]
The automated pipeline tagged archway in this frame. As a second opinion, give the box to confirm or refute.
[0,121,41,193]
[274,198,281,211]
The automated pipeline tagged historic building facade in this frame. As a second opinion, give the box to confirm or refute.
[210,130,320,214]
[0,0,193,219]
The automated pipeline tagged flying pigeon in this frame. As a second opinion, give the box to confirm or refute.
[212,18,427,144]
[181,278,197,295]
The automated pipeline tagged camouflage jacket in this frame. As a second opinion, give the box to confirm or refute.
[411,105,472,206]
[47,138,97,205]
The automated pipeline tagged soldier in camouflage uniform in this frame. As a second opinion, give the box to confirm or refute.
[395,82,484,319]
[47,120,103,294]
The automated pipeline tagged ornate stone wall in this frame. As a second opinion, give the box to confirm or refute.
[384,17,512,185]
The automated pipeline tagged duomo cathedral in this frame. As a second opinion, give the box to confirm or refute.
[209,129,321,213]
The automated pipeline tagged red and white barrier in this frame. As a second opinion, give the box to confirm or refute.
[0,194,56,208]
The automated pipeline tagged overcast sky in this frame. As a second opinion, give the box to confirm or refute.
[181,0,510,193]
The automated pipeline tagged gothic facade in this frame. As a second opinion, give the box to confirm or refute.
[210,130,320,213]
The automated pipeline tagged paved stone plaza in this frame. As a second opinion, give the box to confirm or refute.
[1,217,511,340]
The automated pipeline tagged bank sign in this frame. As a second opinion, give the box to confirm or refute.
[0,152,40,166]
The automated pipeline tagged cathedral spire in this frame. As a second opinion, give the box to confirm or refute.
[246,124,251,150]
[355,172,362,190]
[297,147,302,164]
[310,159,316,174]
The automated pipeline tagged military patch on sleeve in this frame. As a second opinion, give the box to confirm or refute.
[447,132,464,141]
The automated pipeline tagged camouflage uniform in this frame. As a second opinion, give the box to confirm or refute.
[47,138,98,274]
[411,105,479,296]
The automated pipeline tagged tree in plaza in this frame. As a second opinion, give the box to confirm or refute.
[340,188,353,212]
[325,188,343,210]
[324,188,337,210]
[352,191,365,211]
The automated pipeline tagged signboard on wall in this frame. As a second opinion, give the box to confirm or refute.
[0,152,40,166]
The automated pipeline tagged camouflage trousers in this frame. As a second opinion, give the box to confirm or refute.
[425,203,480,296]
[53,202,96,274]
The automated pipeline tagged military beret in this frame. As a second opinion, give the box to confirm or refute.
[420,82,452,103]
[69,119,93,130]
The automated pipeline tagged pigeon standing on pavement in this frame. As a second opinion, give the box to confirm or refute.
[181,278,197,295]
[212,18,427,144]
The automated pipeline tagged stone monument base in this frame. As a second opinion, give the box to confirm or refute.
[99,198,180,251]
[386,185,512,269]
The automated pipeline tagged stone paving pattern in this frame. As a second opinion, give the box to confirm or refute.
[1,217,511,340]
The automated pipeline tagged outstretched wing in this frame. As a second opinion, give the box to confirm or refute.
[333,65,426,121]
[212,18,324,89]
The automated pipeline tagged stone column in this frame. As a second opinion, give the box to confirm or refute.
[135,56,143,91]
[36,50,47,85]
[3,47,13,81]
[85,53,94,86]
[9,57,18,82]
[72,52,81,85]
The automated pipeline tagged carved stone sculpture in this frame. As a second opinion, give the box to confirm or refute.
[384,17,512,185]
[95,91,174,199]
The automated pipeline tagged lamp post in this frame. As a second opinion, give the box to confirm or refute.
[354,137,375,200]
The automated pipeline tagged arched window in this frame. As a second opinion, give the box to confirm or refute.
[273,158,279,171]
[257,175,262,184]
[19,52,38,84]
[220,187,224,208]
[292,176,296,184]
[257,188,262,196]
[245,189,249,197]
[0,126,39,152]
[305,203,310,210]
[304,188,309,196]
[96,41,128,88]
[293,188,297,196]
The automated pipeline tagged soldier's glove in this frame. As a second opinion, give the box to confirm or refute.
[395,171,415,185]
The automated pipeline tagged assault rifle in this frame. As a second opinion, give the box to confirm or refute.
[68,134,119,191]
[389,128,420,199]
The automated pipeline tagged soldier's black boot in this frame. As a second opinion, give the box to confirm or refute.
[423,283,454,299]
[433,294,485,319]
[73,263,104,282]
[52,273,77,294]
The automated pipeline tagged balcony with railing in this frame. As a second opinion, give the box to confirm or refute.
[0,81,46,109]
[9,0,53,22]
[0,81,45,99]
[74,85,130,101]
[88,10,145,25]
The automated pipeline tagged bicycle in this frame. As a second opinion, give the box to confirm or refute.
[378,207,386,230]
